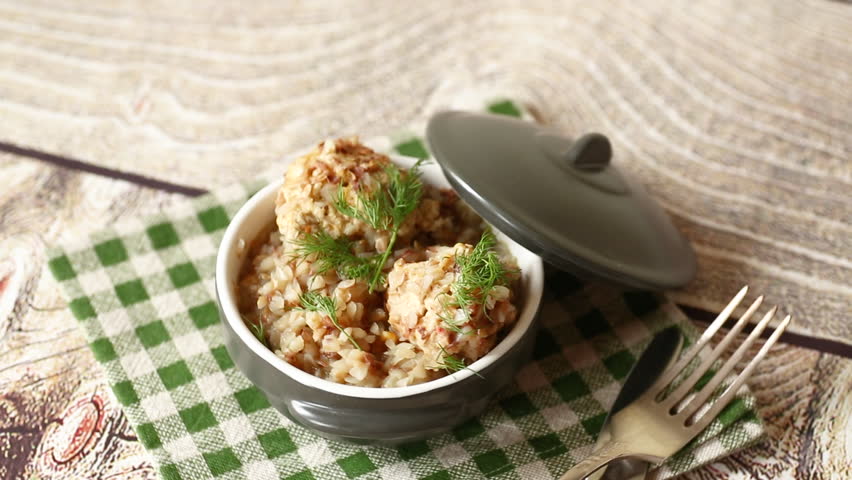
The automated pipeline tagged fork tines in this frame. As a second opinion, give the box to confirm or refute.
[651,286,791,430]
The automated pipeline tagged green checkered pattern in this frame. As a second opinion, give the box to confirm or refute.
[47,99,764,480]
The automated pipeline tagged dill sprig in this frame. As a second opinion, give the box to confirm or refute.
[384,161,424,228]
[437,294,468,335]
[250,320,268,347]
[298,291,362,351]
[292,230,376,280]
[442,230,515,331]
[334,159,427,291]
[334,187,391,231]
[434,345,483,378]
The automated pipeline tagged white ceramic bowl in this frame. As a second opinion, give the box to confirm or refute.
[216,155,544,443]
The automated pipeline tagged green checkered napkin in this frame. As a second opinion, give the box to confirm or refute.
[47,100,764,480]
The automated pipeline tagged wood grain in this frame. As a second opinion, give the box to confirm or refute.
[0,0,848,346]
[0,0,850,478]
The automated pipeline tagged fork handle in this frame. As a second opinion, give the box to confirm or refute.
[558,440,633,480]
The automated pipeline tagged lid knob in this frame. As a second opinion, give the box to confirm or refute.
[566,133,612,172]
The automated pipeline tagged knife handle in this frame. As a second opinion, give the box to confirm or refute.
[558,440,632,480]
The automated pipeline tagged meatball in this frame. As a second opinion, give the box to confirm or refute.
[275,137,393,255]
[386,244,517,366]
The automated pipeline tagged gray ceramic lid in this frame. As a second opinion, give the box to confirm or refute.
[425,110,696,290]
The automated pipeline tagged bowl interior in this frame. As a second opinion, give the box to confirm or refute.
[216,155,544,399]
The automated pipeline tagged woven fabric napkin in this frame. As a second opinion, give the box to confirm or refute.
[47,99,764,480]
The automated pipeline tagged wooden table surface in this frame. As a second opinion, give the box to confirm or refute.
[1,0,850,478]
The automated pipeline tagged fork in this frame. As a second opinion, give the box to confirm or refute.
[560,286,791,480]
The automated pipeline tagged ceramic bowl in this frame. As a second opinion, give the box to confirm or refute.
[215,154,544,444]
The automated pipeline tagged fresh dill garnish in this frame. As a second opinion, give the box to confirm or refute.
[334,187,391,231]
[334,159,427,291]
[434,344,483,378]
[298,291,362,351]
[292,230,376,280]
[250,320,268,347]
[441,229,515,331]
[383,161,424,228]
[437,294,468,335]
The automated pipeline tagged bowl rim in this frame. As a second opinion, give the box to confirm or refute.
[216,155,544,399]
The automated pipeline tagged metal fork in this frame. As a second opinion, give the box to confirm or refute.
[560,286,791,480]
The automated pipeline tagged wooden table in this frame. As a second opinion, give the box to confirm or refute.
[1,0,850,478]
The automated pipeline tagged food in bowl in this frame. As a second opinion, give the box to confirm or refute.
[237,138,521,388]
